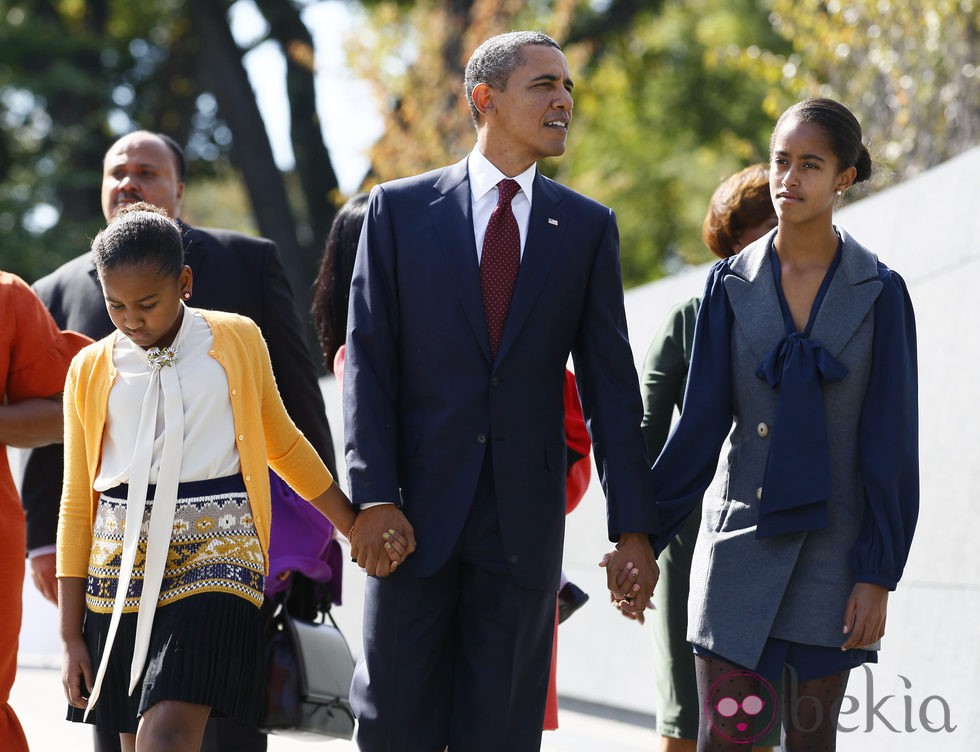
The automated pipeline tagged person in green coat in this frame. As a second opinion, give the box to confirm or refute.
[640,163,777,752]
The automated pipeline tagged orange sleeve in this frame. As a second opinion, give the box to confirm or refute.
[3,272,91,402]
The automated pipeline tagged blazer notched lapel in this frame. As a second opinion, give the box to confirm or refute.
[429,160,491,362]
[495,175,567,364]
[808,228,882,357]
[725,233,784,364]
[725,228,883,362]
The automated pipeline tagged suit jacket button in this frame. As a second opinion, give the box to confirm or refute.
[477,433,487,444]
[491,377,500,387]
[757,422,769,438]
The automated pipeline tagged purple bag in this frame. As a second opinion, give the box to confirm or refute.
[265,470,343,605]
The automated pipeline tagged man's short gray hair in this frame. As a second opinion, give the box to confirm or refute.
[464,31,561,126]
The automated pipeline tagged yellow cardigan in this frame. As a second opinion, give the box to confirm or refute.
[57,308,334,579]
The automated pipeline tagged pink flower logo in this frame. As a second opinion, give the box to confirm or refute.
[704,670,780,744]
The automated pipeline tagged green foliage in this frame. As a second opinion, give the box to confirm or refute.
[0,0,256,281]
[555,0,789,284]
[761,0,979,184]
[0,1,165,279]
[4,0,976,292]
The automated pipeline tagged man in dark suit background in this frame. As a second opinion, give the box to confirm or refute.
[343,31,660,751]
[21,130,336,752]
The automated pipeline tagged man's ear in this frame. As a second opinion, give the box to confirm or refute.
[174,181,185,219]
[472,83,494,119]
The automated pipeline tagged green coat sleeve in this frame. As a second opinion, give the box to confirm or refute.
[639,297,700,462]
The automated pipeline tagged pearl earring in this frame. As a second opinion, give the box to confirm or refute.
[183,292,191,299]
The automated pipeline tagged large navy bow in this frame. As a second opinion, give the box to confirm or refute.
[754,333,848,538]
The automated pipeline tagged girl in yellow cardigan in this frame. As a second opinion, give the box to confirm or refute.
[57,203,412,751]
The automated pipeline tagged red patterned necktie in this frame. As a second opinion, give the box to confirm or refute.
[480,178,521,357]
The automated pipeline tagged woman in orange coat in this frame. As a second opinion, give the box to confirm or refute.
[0,271,90,751]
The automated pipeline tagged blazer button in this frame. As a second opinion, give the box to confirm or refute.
[238,434,245,441]
[490,377,500,387]
[756,486,763,500]
[245,474,251,482]
[231,388,238,396]
[757,422,769,438]
[477,433,487,444]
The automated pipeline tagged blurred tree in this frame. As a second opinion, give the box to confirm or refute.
[0,0,123,277]
[0,0,342,339]
[558,0,788,281]
[351,0,655,183]
[255,0,340,255]
[757,0,979,184]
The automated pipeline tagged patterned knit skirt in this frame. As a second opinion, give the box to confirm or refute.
[67,475,268,734]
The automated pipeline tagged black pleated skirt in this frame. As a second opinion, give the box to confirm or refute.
[67,591,266,734]
[67,475,267,734]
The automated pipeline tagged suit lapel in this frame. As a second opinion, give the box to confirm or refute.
[429,160,491,362]
[495,174,566,363]
[725,228,883,363]
[808,228,882,356]
[725,234,785,363]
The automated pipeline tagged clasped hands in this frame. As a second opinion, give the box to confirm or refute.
[347,504,417,577]
[599,532,659,624]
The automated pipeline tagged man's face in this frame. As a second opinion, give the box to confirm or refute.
[101,133,184,221]
[480,44,573,172]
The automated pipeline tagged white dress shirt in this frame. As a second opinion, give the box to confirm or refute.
[468,148,536,261]
[95,307,240,491]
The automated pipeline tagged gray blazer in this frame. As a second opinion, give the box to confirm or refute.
[688,228,883,669]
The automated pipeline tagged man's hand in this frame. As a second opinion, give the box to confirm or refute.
[348,505,416,577]
[31,552,58,605]
[599,532,659,616]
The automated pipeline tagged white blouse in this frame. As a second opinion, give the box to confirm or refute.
[95,306,240,491]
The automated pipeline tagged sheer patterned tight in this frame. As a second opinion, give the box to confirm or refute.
[695,654,851,751]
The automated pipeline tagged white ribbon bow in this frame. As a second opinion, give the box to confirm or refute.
[85,336,185,718]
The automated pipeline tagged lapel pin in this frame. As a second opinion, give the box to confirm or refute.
[548,218,559,226]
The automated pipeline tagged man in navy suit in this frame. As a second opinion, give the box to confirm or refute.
[343,31,660,751]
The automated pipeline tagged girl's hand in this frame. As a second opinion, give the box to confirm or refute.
[382,528,415,566]
[62,635,94,709]
[841,582,889,650]
[348,506,416,577]
[609,589,653,625]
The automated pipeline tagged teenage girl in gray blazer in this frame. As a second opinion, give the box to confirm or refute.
[651,98,918,750]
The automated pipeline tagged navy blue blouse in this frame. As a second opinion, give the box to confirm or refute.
[651,242,918,590]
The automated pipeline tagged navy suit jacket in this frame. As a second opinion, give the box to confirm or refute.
[21,223,336,551]
[343,159,659,591]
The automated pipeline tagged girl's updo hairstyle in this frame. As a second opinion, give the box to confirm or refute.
[91,202,184,279]
[772,98,873,184]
